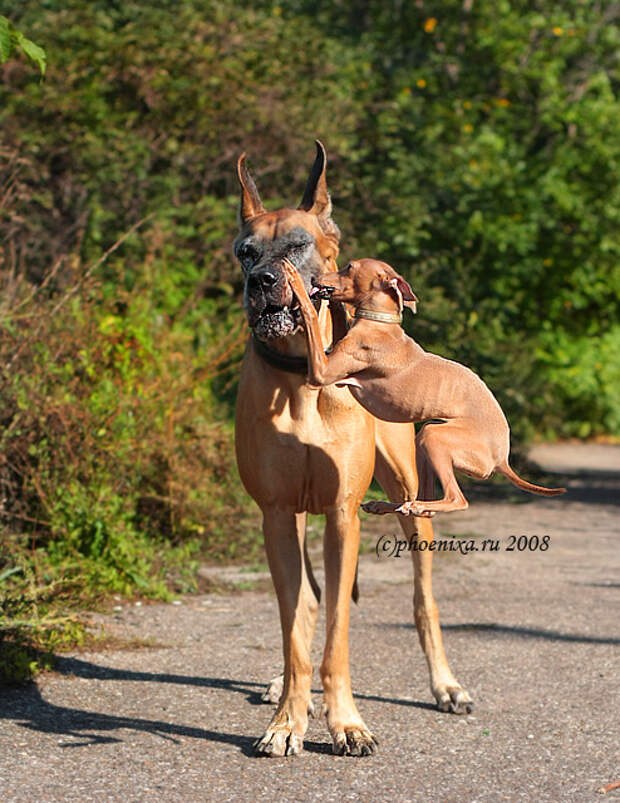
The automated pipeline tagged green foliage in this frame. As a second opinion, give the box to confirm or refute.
[1,240,260,678]
[0,1,361,283]
[0,560,83,685]
[2,0,617,440]
[0,15,45,74]
[310,0,620,439]
[1,247,257,569]
[535,324,620,438]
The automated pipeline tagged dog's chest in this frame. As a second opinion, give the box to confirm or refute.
[236,378,374,513]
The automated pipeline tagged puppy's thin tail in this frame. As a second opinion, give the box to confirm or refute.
[497,461,566,496]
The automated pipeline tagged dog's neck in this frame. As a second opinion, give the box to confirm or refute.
[253,300,333,378]
[354,292,402,325]
[274,300,332,357]
[355,308,402,325]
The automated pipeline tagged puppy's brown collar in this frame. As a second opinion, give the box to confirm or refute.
[355,308,402,325]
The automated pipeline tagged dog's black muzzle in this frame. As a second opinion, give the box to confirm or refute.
[244,261,301,340]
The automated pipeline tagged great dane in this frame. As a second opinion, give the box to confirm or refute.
[233,141,472,757]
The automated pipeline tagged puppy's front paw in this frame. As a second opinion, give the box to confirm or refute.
[361,500,400,515]
[282,259,302,287]
[395,501,435,518]
[282,260,313,307]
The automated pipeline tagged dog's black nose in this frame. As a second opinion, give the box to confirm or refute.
[248,268,279,289]
[260,269,278,286]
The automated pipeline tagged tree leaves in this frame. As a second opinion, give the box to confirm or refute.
[0,15,46,74]
[2,0,618,437]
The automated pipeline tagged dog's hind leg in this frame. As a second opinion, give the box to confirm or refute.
[416,441,436,502]
[398,421,481,515]
[374,421,473,714]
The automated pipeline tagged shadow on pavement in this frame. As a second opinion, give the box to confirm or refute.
[465,473,620,507]
[382,621,619,645]
[0,657,427,755]
[0,681,258,753]
[442,622,620,644]
[53,656,435,710]
[54,656,268,704]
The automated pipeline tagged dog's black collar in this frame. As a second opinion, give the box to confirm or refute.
[252,333,309,374]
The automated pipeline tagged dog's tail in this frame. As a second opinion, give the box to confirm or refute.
[497,461,566,496]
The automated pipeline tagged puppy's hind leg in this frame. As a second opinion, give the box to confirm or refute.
[398,422,471,515]
[415,440,436,503]
[362,445,436,518]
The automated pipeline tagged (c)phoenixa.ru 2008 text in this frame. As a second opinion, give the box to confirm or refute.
[375,533,551,558]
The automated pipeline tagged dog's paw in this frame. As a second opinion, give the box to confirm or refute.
[361,500,399,515]
[332,727,378,757]
[434,683,474,715]
[395,501,435,518]
[254,725,304,757]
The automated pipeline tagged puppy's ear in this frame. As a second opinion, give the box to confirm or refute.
[388,276,418,314]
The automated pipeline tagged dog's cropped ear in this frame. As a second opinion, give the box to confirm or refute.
[388,276,418,314]
[237,153,266,224]
[299,140,340,254]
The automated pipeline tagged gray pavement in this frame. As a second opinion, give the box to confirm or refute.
[1,443,618,801]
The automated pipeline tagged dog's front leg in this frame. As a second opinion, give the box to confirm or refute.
[254,509,319,756]
[328,299,349,345]
[283,260,331,384]
[321,504,378,756]
[283,261,366,387]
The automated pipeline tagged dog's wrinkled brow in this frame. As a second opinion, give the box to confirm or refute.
[279,226,313,248]
[235,235,259,256]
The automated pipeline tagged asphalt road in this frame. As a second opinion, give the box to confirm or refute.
[1,443,618,802]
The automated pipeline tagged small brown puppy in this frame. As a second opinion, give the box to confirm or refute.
[283,257,565,516]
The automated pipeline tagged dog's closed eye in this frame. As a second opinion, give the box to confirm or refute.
[238,243,260,271]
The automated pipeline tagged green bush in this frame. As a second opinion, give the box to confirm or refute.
[0,562,81,685]
[0,14,46,74]
[306,0,620,439]
[0,245,259,607]
[2,0,617,440]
